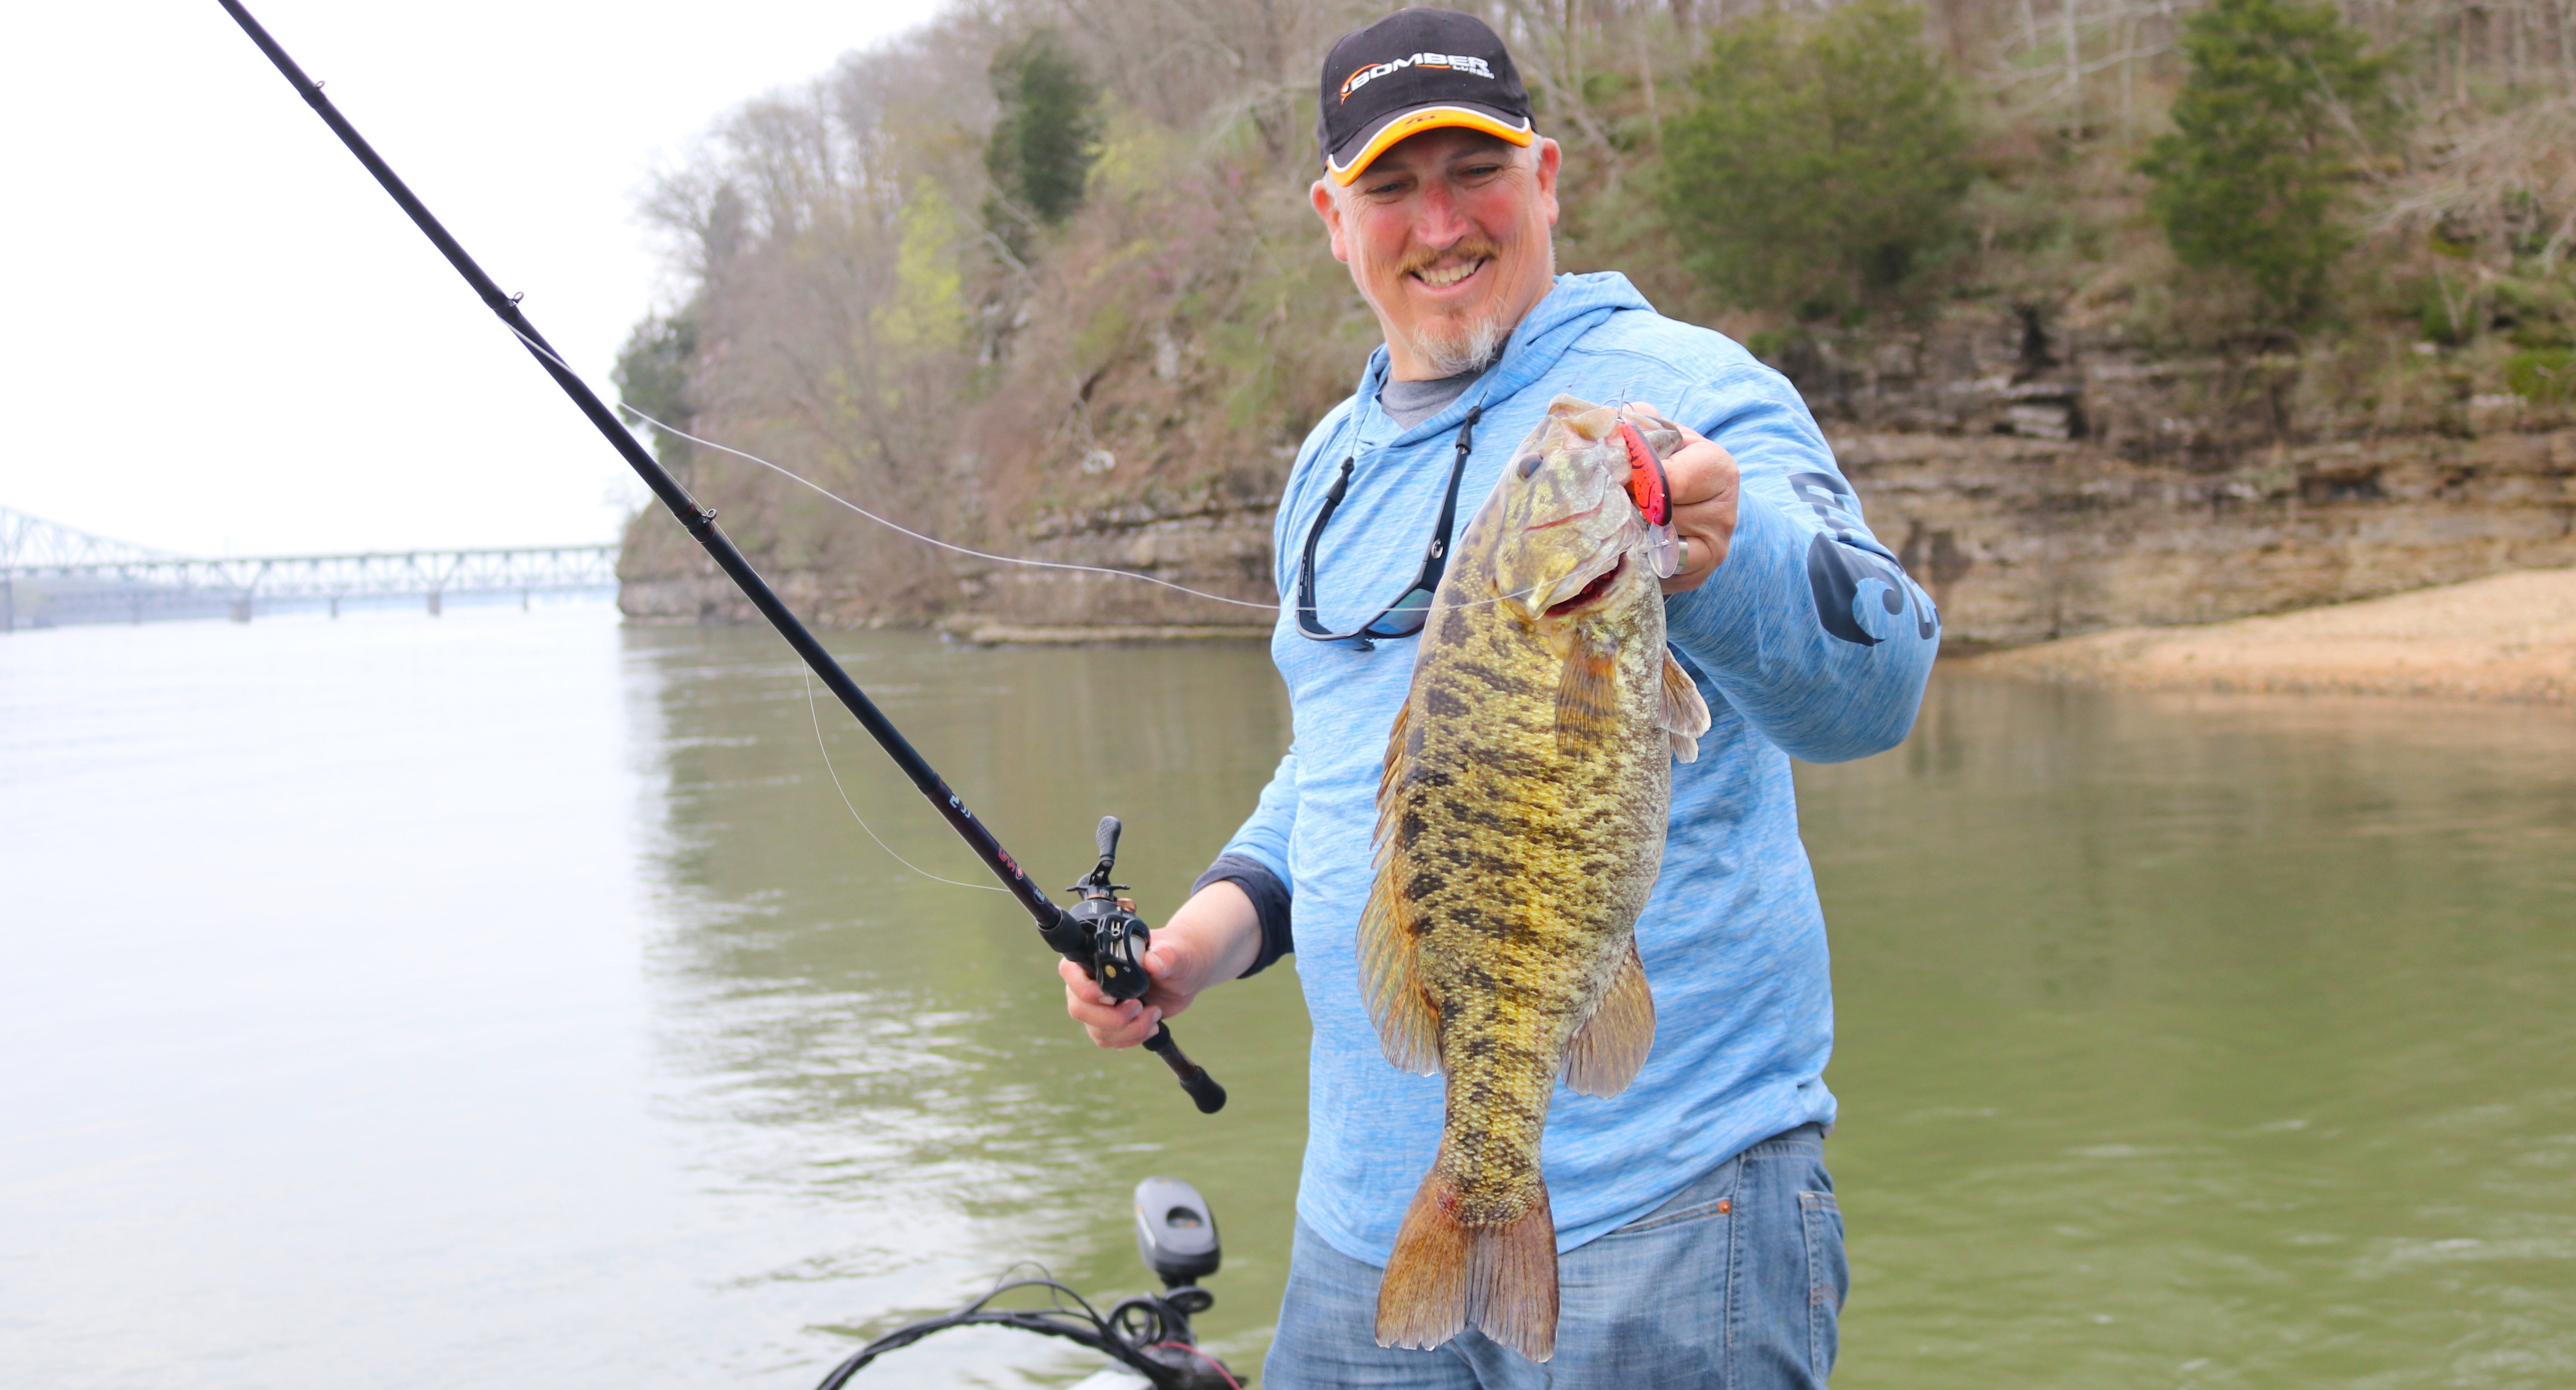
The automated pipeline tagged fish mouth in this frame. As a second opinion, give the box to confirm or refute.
[1543,553,1627,617]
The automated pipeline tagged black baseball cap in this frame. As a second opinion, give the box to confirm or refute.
[1316,8,1534,187]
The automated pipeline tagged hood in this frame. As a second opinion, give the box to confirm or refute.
[1353,272,1657,443]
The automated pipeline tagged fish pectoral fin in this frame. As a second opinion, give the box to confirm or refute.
[1364,701,1441,1075]
[1358,859,1442,1076]
[1658,651,1713,764]
[1378,698,1412,813]
[1562,938,1656,1098]
[1554,629,1621,757]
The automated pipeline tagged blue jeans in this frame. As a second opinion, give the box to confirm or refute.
[1263,1124,1845,1389]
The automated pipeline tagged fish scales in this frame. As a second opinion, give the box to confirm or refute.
[1363,396,1711,1363]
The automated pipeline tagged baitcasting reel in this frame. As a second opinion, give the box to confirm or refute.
[1041,816,1227,1114]
[1050,815,1155,1003]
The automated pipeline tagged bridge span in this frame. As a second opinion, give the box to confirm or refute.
[1,507,618,630]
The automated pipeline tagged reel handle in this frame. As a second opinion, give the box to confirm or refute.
[1142,1023,1227,1114]
[1096,815,1123,865]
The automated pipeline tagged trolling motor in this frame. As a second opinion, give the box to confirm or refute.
[811,1177,1241,1390]
[1044,819,1227,1115]
[208,0,1228,1113]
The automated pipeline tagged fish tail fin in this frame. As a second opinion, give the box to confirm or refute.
[1376,1171,1560,1363]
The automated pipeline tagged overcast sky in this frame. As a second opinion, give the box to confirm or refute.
[2,0,942,556]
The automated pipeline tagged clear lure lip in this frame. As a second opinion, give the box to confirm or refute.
[1635,518,1681,580]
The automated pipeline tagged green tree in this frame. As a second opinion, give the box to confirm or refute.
[876,182,971,358]
[613,310,698,473]
[2140,0,2394,323]
[1659,0,1972,320]
[984,29,1100,255]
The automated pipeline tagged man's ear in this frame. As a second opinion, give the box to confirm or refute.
[1310,178,1352,265]
[1534,138,1563,230]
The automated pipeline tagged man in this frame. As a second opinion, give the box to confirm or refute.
[1061,9,1938,1386]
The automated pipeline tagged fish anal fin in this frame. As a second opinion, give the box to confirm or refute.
[1659,651,1712,764]
[1555,630,1620,757]
[1377,1171,1560,1363]
[1562,938,1656,1098]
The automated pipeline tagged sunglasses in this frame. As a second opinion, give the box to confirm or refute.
[1293,408,1481,645]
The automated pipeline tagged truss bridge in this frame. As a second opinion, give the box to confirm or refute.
[1,507,618,630]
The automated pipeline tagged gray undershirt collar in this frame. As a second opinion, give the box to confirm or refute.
[1377,366,1488,430]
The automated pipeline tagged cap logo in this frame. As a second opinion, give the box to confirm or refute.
[1340,52,1496,102]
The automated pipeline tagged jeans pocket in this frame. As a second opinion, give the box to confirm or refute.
[1608,1156,1744,1236]
[1798,1189,1847,1380]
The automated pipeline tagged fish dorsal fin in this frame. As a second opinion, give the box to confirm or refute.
[1659,651,1712,764]
[1555,628,1620,757]
[1562,937,1656,1097]
[1361,699,1441,1076]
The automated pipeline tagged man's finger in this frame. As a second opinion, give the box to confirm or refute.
[1068,992,1143,1027]
[1663,441,1739,507]
[1087,1006,1162,1049]
[1057,958,1116,1006]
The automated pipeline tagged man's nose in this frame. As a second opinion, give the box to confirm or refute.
[1410,179,1475,251]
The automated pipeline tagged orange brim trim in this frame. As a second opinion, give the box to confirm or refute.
[1327,106,1536,186]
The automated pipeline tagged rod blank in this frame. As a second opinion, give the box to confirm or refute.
[212,0,1223,1112]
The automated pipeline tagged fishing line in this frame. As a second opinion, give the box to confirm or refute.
[804,666,1009,894]
[502,323,1562,623]
[504,326,1276,611]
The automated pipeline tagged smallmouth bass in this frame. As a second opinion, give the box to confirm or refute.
[1364,395,1712,1362]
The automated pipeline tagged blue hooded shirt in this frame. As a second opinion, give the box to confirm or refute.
[1221,271,1938,1265]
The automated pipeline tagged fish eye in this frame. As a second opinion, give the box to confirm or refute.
[1515,454,1543,479]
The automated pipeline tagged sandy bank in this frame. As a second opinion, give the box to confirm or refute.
[1963,568,2576,704]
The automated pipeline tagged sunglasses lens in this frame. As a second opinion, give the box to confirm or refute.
[1373,589,1434,635]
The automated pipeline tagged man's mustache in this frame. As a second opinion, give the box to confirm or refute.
[1395,238,1507,278]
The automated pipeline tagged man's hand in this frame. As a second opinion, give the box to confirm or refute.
[1625,405,1740,595]
[1060,879,1261,1049]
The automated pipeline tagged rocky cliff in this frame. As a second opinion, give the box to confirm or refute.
[620,304,2576,646]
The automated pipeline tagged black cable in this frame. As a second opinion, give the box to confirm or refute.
[812,1279,1192,1390]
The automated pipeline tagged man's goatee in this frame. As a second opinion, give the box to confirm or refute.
[1416,311,1510,378]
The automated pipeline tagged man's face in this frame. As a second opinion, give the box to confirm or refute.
[1311,128,1562,380]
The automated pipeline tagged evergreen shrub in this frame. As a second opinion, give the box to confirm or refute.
[1658,0,1972,321]
[2139,0,2394,324]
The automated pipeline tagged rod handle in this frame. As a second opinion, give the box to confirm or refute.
[1141,1022,1227,1114]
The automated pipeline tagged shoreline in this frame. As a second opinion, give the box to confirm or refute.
[1959,567,2576,704]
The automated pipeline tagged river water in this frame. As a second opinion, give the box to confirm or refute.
[3,602,2570,1387]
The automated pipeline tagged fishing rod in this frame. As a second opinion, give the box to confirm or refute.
[213,0,1223,1115]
